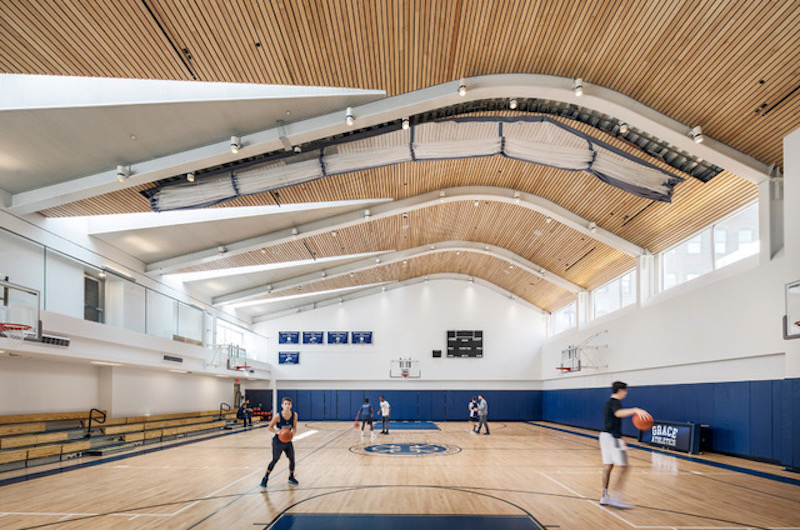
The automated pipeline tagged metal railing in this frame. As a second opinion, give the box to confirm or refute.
[85,408,107,438]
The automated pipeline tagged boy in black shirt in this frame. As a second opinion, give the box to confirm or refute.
[599,381,651,508]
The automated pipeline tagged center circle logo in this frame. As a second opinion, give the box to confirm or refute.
[350,443,460,457]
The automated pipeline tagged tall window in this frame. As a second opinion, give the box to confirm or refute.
[84,274,104,323]
[593,269,637,319]
[551,301,577,335]
[661,202,758,291]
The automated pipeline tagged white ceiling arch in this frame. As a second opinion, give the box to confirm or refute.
[4,73,770,215]
[248,272,547,323]
[147,186,645,275]
[212,240,584,306]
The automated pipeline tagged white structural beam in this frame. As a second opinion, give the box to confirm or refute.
[251,273,547,323]
[148,186,645,275]
[213,240,584,306]
[6,73,770,215]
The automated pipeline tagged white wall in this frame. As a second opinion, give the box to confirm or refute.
[254,279,547,389]
[541,229,797,389]
[108,366,233,417]
[0,355,99,414]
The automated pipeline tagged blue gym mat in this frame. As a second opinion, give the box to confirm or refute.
[383,421,439,430]
[268,514,540,529]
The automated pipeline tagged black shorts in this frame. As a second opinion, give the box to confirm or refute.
[470,416,478,422]
[361,418,373,425]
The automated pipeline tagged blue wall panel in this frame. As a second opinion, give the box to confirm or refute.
[431,391,447,420]
[310,390,325,420]
[749,381,772,461]
[418,392,433,420]
[336,391,351,420]
[324,390,337,420]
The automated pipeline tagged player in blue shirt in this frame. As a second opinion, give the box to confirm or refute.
[355,398,375,439]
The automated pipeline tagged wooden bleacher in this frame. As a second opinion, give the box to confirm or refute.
[0,409,238,471]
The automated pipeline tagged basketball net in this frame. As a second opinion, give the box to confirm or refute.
[0,323,32,346]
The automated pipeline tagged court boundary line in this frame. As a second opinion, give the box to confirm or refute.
[0,424,269,489]
[525,422,800,488]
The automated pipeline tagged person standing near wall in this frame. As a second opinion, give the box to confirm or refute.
[600,381,651,508]
[259,397,298,490]
[468,396,478,432]
[474,394,489,435]
[379,396,391,435]
[355,398,375,439]
[237,399,253,428]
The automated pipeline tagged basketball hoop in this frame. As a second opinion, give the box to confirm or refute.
[235,365,252,372]
[0,323,32,346]
[556,366,572,373]
[401,371,409,378]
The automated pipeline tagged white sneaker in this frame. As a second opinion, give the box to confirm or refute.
[599,493,611,505]
[370,431,376,439]
[609,496,631,509]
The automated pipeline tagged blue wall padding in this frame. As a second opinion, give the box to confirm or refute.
[274,389,542,422]
[256,377,799,468]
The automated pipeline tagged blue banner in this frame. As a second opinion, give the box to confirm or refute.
[278,332,299,344]
[279,352,300,365]
[328,331,349,344]
[351,331,373,344]
[303,331,324,344]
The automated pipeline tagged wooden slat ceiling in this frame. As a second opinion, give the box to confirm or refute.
[178,200,637,295]
[247,251,576,313]
[2,0,798,167]
[1,1,772,311]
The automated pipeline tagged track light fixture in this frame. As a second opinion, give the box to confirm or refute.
[545,216,553,224]
[618,122,629,134]
[439,191,446,203]
[186,172,195,183]
[364,209,371,220]
[402,259,408,266]
[573,78,584,97]
[331,230,338,237]
[402,117,410,130]
[588,222,597,233]
[321,272,327,277]
[690,125,705,144]
[339,298,344,305]
[513,191,521,203]
[474,199,480,207]
[260,248,267,254]
[217,245,227,257]
[115,165,128,183]
[484,245,490,251]
[291,227,299,240]
[230,136,240,154]
[345,107,355,126]
[375,258,381,264]
[456,250,461,256]
[425,277,429,283]
[509,98,518,110]
[457,79,467,96]
[469,277,474,283]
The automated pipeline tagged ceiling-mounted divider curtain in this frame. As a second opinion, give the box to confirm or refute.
[143,116,683,212]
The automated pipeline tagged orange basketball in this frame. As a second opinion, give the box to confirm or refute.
[633,413,654,431]
[354,420,360,428]
[278,428,293,443]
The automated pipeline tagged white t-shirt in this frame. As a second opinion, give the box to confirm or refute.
[380,400,391,416]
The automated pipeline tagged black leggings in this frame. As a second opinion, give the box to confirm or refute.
[267,437,295,473]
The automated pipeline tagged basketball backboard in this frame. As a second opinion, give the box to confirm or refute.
[784,280,800,340]
[0,279,41,341]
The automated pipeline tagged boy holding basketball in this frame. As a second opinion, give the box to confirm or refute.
[355,398,375,439]
[259,397,298,490]
[600,381,651,508]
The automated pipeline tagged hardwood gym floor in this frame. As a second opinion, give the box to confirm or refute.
[0,422,798,529]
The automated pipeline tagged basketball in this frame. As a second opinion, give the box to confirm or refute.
[633,413,654,431]
[278,428,293,443]
[354,420,360,428]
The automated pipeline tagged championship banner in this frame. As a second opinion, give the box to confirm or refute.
[303,331,324,344]
[278,332,300,344]
[351,331,373,344]
[328,331,349,344]
[279,352,300,364]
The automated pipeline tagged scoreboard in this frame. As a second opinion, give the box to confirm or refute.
[447,330,483,357]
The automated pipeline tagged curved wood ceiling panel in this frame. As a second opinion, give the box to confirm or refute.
[2,1,798,165]
[247,251,575,313]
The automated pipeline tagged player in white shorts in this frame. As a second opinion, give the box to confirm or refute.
[600,381,651,508]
